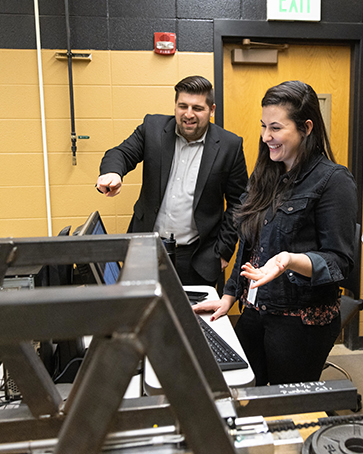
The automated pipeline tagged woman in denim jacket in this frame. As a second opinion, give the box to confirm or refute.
[193,80,358,386]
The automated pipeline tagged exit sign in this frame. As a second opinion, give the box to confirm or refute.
[267,0,321,21]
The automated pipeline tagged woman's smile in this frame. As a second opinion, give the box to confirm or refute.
[261,105,305,171]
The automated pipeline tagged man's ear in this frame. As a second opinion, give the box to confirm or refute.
[305,119,313,136]
[210,103,216,118]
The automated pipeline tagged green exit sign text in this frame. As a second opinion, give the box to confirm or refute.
[267,0,321,21]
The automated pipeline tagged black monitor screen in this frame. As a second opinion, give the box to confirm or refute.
[73,211,121,286]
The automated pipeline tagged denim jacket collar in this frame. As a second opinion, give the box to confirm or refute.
[292,153,324,184]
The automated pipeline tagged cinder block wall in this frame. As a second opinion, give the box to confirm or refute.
[1,0,361,236]
[0,47,213,237]
[1,0,363,332]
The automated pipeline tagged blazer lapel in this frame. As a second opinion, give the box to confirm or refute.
[160,119,177,199]
[194,125,220,209]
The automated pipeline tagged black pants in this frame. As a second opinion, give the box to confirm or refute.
[234,306,341,386]
[174,242,217,286]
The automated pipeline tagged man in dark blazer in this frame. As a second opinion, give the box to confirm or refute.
[96,76,248,286]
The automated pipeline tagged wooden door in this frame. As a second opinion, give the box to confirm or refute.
[224,43,351,175]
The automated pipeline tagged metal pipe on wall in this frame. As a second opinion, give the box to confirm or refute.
[64,0,77,166]
[33,0,53,236]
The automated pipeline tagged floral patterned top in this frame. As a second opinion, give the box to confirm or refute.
[240,249,340,326]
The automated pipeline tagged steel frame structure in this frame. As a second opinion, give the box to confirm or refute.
[0,233,359,453]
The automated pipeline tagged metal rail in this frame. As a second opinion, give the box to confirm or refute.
[0,233,359,453]
[0,233,233,454]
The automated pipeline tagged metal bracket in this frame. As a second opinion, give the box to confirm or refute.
[55,52,92,61]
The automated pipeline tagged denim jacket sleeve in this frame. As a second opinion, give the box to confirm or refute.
[287,164,357,287]
[223,237,245,299]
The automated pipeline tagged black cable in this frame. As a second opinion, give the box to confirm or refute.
[53,357,83,383]
[64,0,77,165]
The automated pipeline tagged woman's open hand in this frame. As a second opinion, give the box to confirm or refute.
[241,252,290,289]
[241,251,312,289]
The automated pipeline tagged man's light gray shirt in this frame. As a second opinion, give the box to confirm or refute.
[153,128,207,245]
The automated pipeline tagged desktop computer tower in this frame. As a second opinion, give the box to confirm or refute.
[1,277,43,401]
[3,341,41,401]
[0,276,35,291]
[3,367,22,401]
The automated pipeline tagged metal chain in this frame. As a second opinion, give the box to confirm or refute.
[267,414,363,433]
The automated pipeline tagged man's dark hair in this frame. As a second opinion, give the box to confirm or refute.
[174,75,215,109]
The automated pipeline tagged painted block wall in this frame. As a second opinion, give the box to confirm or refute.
[0,49,213,237]
[1,0,362,335]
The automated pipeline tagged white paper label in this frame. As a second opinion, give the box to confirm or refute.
[247,280,258,306]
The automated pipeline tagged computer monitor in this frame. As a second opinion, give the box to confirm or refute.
[52,213,122,384]
[35,225,73,288]
[73,211,121,286]
[50,212,122,383]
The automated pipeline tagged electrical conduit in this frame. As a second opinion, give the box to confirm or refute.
[33,0,52,236]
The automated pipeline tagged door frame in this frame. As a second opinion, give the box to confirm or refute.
[214,19,363,349]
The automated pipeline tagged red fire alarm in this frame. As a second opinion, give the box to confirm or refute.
[154,32,176,55]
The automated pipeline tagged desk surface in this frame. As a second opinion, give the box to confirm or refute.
[144,285,255,395]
